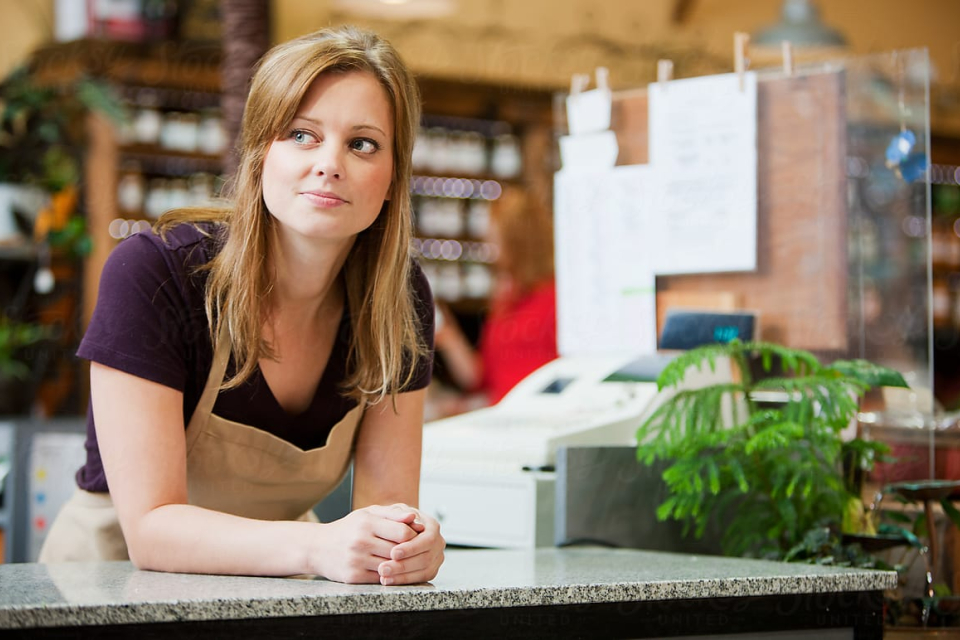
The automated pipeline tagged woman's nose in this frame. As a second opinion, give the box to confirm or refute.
[311,145,343,179]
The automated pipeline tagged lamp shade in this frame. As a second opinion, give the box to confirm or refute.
[753,0,847,47]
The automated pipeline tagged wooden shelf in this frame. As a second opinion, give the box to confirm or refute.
[30,39,221,92]
[119,145,223,176]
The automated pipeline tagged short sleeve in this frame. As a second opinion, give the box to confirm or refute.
[77,231,208,392]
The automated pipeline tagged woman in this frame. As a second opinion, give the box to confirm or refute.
[40,26,445,586]
[435,187,557,405]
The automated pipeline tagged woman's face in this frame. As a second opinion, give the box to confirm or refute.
[262,70,395,246]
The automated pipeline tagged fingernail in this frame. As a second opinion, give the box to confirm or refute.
[393,549,404,560]
[380,565,392,576]
[381,577,394,586]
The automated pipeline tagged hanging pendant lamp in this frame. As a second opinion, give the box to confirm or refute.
[753,0,847,48]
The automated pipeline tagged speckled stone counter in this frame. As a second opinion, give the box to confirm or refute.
[0,547,896,639]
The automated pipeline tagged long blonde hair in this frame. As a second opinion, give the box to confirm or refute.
[157,26,426,404]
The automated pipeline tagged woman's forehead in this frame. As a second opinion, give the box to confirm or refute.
[295,71,392,117]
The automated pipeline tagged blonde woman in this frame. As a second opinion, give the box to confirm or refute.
[40,26,445,585]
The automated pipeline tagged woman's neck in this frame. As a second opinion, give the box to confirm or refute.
[267,230,353,323]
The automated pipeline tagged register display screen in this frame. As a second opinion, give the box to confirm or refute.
[540,377,575,394]
[658,311,756,351]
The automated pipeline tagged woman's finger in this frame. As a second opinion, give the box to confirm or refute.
[365,503,421,523]
[378,548,444,585]
[371,517,419,545]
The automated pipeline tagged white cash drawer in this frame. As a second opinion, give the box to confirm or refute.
[419,471,555,549]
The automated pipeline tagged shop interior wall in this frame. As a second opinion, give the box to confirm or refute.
[0,0,55,80]
[3,2,960,101]
[271,0,960,133]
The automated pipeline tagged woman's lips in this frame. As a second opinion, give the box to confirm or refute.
[301,191,347,207]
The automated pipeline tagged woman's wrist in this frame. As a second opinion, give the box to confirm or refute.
[289,519,330,577]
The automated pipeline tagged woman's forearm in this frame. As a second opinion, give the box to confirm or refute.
[128,504,321,576]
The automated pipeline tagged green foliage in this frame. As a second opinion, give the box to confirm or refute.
[0,316,53,380]
[0,66,125,190]
[783,526,894,569]
[47,214,93,257]
[636,340,909,560]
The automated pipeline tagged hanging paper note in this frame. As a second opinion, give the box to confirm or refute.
[554,165,657,357]
[647,71,759,274]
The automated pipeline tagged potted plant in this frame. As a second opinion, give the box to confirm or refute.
[0,64,123,249]
[635,340,909,561]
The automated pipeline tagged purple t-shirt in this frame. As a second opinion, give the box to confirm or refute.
[75,222,434,492]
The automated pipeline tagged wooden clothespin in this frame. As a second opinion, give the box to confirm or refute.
[781,40,794,77]
[734,31,750,91]
[570,73,590,96]
[595,66,610,91]
[657,59,674,89]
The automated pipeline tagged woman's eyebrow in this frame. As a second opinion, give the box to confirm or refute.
[352,124,388,137]
[291,116,388,138]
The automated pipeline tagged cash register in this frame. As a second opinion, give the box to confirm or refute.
[419,310,756,548]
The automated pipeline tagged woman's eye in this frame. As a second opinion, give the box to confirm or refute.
[351,138,380,154]
[291,129,317,145]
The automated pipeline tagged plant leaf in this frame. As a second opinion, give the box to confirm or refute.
[828,359,909,389]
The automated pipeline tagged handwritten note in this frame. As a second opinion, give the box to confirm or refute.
[647,72,759,274]
[554,165,657,357]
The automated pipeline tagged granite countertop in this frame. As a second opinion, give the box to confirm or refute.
[0,547,897,630]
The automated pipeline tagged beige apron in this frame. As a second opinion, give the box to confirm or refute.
[39,327,363,562]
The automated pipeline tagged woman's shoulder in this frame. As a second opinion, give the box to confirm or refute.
[137,221,223,253]
[109,222,223,271]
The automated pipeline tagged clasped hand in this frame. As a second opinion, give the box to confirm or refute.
[318,503,444,585]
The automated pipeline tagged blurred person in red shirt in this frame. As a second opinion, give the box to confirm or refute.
[434,187,557,405]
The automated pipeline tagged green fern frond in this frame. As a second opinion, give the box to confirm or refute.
[656,343,735,389]
[742,408,783,430]
[743,421,804,454]
[706,458,721,494]
[656,496,678,521]
[726,458,750,492]
[637,383,745,446]
[827,359,909,389]
[736,341,822,375]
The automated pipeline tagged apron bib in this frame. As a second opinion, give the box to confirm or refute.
[39,327,362,562]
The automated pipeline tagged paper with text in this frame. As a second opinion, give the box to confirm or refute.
[647,71,759,274]
[554,165,657,357]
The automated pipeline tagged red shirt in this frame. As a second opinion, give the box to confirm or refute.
[479,280,558,404]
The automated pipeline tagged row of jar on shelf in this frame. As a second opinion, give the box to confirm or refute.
[412,127,522,179]
[118,168,223,218]
[121,105,229,156]
[415,197,491,240]
[420,260,494,302]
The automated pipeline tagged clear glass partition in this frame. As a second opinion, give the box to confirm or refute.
[555,48,938,480]
[826,49,937,481]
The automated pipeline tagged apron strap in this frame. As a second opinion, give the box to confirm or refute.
[187,322,231,434]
